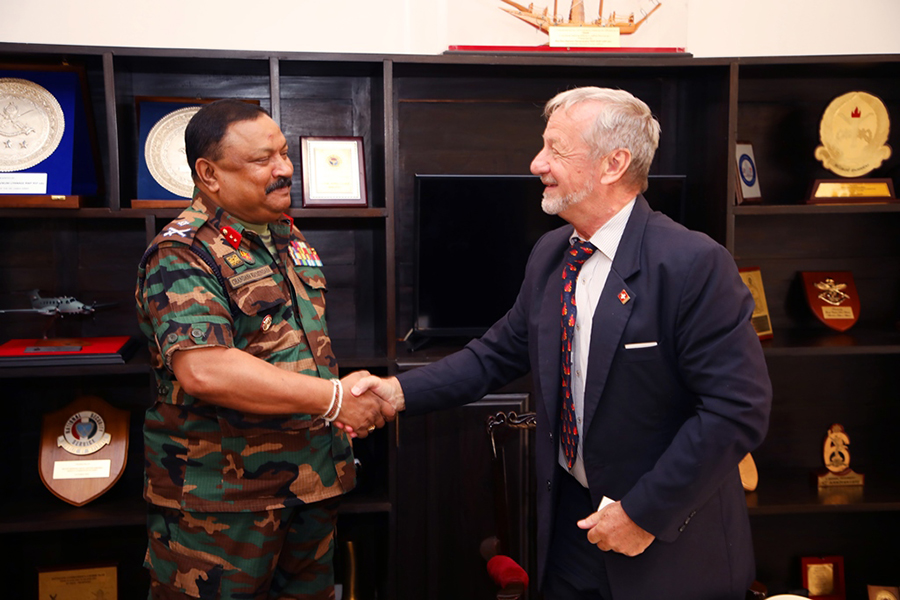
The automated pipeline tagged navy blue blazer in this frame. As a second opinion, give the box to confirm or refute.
[399,196,772,600]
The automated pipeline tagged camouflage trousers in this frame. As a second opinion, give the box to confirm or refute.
[145,497,339,600]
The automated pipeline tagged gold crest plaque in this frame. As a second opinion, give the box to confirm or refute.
[0,78,66,172]
[815,91,891,178]
[144,106,201,198]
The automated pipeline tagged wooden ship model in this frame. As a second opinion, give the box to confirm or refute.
[499,0,661,35]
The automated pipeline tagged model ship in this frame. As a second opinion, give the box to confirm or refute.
[500,0,661,35]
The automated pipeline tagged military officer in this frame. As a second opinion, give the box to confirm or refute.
[136,99,393,599]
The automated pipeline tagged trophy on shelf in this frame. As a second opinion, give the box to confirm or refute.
[739,267,773,340]
[809,91,895,204]
[799,271,860,332]
[816,423,864,489]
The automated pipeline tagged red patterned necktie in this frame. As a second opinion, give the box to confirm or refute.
[559,238,596,469]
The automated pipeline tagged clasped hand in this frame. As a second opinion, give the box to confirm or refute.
[333,374,404,438]
[334,372,403,438]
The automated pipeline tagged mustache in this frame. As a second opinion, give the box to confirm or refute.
[541,177,557,186]
[265,177,292,194]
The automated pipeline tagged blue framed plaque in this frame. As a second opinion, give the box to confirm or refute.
[0,66,100,204]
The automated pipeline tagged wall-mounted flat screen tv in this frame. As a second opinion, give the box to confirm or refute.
[413,173,687,340]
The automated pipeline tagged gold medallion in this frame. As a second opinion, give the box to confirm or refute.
[0,78,66,172]
[144,106,200,198]
[815,91,891,178]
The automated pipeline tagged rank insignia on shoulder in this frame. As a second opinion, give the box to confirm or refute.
[224,252,243,268]
[290,240,324,267]
[221,226,242,249]
[162,225,191,238]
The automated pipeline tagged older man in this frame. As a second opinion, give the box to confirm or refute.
[351,87,771,600]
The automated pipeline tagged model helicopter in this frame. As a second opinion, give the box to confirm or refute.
[0,289,118,317]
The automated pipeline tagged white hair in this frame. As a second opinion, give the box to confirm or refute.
[544,87,661,192]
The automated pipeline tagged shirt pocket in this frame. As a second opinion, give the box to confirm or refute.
[230,270,286,316]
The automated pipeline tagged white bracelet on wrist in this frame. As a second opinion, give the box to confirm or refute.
[323,378,342,422]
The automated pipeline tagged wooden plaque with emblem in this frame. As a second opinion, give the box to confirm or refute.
[39,395,129,506]
[800,271,860,332]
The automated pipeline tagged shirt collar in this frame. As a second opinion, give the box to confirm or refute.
[570,196,636,261]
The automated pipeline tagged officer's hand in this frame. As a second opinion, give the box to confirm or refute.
[335,371,396,438]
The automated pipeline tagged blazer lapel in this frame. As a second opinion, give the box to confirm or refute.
[537,233,572,430]
[581,196,650,435]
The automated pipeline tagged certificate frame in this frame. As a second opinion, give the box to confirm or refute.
[300,136,367,208]
[735,141,762,204]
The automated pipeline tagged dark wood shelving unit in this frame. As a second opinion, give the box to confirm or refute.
[1,42,898,599]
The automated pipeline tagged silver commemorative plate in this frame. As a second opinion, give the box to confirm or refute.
[144,106,200,198]
[0,78,65,173]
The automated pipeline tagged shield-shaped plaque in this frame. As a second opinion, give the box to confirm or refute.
[800,271,860,332]
[39,395,129,506]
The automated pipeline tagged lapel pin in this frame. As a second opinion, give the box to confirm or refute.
[618,290,631,304]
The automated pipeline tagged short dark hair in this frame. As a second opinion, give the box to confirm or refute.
[185,99,270,180]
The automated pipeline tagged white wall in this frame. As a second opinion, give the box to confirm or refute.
[2,0,899,58]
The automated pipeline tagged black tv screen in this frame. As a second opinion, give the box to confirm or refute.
[413,173,686,339]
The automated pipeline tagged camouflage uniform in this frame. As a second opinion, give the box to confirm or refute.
[136,191,354,599]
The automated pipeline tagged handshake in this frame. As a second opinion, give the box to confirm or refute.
[330,372,404,438]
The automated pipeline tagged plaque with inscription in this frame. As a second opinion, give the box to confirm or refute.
[810,91,896,204]
[134,97,261,207]
[145,105,200,198]
[739,267,773,340]
[802,556,845,600]
[39,564,118,600]
[0,66,101,206]
[38,395,129,506]
[0,78,65,173]
[800,271,860,332]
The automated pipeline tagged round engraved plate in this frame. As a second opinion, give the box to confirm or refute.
[0,78,65,172]
[815,91,892,178]
[144,106,200,198]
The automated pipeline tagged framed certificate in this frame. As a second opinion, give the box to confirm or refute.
[300,136,367,207]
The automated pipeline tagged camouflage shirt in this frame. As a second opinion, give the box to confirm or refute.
[136,192,355,512]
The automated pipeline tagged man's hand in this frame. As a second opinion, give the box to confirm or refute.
[333,375,405,438]
[352,375,405,412]
[576,501,655,557]
[334,371,397,438]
